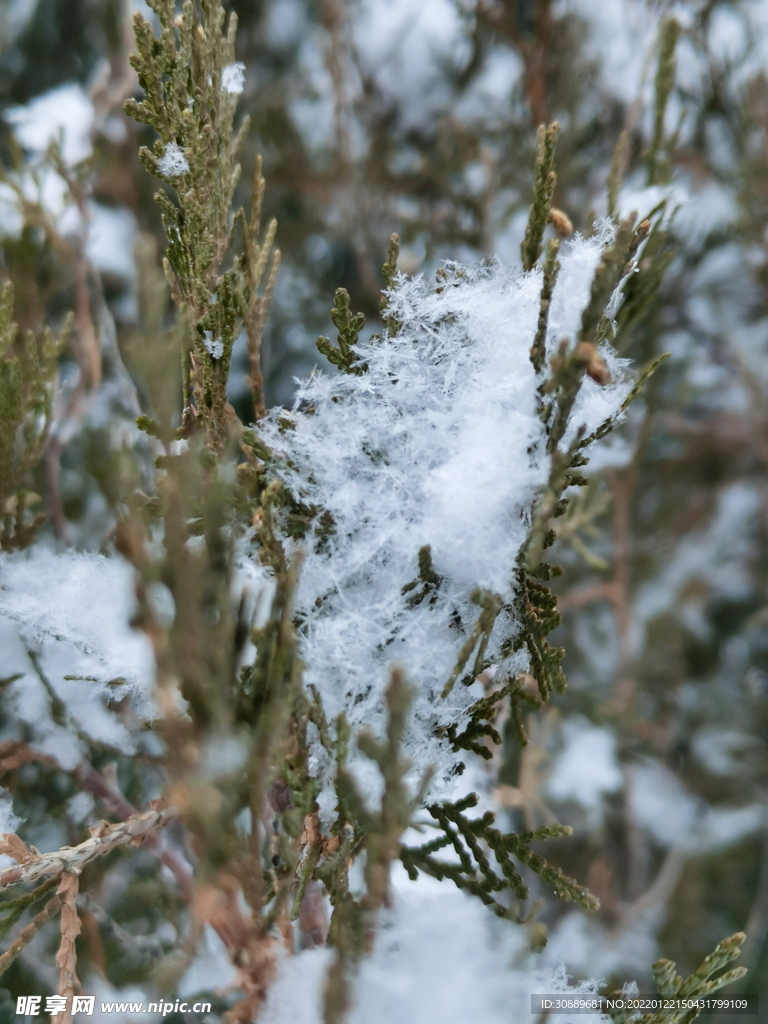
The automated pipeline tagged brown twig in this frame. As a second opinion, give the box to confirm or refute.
[53,873,81,1024]
[0,890,67,978]
[0,806,178,891]
[74,765,194,902]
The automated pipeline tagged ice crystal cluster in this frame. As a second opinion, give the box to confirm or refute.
[203,330,225,359]
[222,61,246,95]
[157,142,190,179]
[263,233,634,817]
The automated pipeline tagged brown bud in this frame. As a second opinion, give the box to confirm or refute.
[548,208,573,238]
[576,342,611,385]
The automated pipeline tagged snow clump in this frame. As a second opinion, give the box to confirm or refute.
[260,229,636,821]
[222,62,246,95]
[157,142,190,178]
[204,331,225,359]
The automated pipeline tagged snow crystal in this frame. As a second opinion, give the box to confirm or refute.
[157,142,190,178]
[204,331,225,359]
[0,548,153,691]
[222,61,246,95]
[260,238,639,818]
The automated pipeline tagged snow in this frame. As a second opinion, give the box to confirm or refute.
[157,143,190,178]
[261,237,640,819]
[628,760,762,853]
[222,62,246,95]
[86,204,138,282]
[0,789,21,835]
[544,903,662,982]
[5,83,94,166]
[632,482,760,656]
[0,548,155,764]
[0,788,23,872]
[203,331,224,359]
[560,0,658,107]
[706,6,749,67]
[2,0,39,41]
[352,0,468,131]
[546,719,623,824]
[262,868,606,1024]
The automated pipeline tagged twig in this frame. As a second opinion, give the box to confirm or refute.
[0,890,67,978]
[20,645,193,900]
[53,873,81,1024]
[74,763,194,901]
[0,807,178,890]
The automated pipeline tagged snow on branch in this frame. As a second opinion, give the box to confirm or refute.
[261,231,640,821]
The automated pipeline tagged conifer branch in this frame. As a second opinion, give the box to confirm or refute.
[520,122,559,271]
[317,288,367,374]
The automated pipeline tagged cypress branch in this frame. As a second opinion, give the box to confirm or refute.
[520,123,560,272]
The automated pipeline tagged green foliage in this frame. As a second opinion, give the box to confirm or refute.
[401,544,443,609]
[605,933,747,1024]
[124,0,279,449]
[379,232,401,337]
[322,670,430,1024]
[316,288,367,375]
[0,879,58,945]
[646,17,683,186]
[0,3,754,1020]
[0,281,70,549]
[520,122,560,272]
[402,794,598,917]
[530,237,560,376]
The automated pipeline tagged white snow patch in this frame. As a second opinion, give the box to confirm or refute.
[157,142,189,178]
[6,83,94,166]
[261,869,605,1024]
[86,204,137,281]
[222,62,246,95]
[546,719,623,822]
[261,239,640,820]
[203,331,224,359]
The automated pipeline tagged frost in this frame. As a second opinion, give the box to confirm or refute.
[157,142,190,178]
[204,331,225,359]
[221,61,246,95]
[261,239,638,817]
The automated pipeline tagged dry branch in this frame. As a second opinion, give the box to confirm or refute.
[0,806,178,891]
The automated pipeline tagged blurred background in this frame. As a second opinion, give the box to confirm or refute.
[0,0,766,1018]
